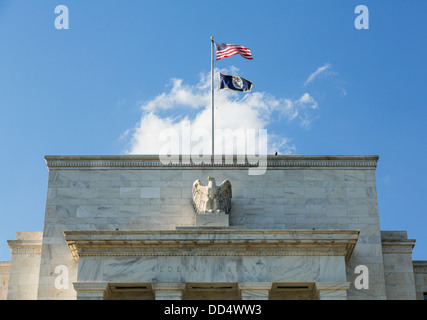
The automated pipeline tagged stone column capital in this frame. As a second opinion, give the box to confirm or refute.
[152,282,186,300]
[238,282,272,300]
[73,282,110,300]
[315,282,350,300]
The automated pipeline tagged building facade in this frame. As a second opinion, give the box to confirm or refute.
[0,155,426,300]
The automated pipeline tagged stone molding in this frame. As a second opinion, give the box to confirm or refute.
[413,261,427,274]
[73,282,110,300]
[238,282,272,300]
[64,229,359,263]
[0,262,10,275]
[7,240,42,255]
[381,239,416,254]
[152,282,186,300]
[314,282,350,300]
[45,155,379,170]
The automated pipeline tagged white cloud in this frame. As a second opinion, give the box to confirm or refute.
[123,68,318,155]
[141,78,210,112]
[304,63,331,86]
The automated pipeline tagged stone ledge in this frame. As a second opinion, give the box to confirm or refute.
[0,262,10,275]
[45,155,379,170]
[64,229,359,263]
[413,261,427,274]
[381,240,416,254]
[195,213,229,227]
[7,239,43,255]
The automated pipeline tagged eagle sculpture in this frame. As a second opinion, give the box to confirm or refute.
[192,177,232,214]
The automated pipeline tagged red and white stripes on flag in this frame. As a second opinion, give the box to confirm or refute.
[215,43,253,61]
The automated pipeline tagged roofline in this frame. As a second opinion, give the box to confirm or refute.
[44,154,379,170]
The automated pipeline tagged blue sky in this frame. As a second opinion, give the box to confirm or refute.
[0,0,426,261]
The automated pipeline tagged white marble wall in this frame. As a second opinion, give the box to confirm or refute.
[381,231,417,299]
[38,155,387,299]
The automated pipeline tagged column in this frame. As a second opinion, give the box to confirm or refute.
[152,283,186,300]
[7,232,42,300]
[315,282,350,300]
[238,282,272,300]
[73,282,110,300]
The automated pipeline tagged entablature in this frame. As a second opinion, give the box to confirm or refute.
[64,229,359,263]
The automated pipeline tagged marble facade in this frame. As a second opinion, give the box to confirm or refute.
[0,155,425,300]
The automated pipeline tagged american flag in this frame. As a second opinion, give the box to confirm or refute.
[215,43,253,61]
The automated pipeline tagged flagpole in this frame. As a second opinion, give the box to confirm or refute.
[211,36,215,157]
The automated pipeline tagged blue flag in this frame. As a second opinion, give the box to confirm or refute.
[218,73,253,92]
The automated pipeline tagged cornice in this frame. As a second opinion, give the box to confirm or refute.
[45,155,379,170]
[381,239,416,254]
[0,262,10,275]
[413,261,427,274]
[64,229,359,263]
[7,239,42,255]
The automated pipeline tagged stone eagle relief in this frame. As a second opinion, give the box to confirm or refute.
[192,177,232,214]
